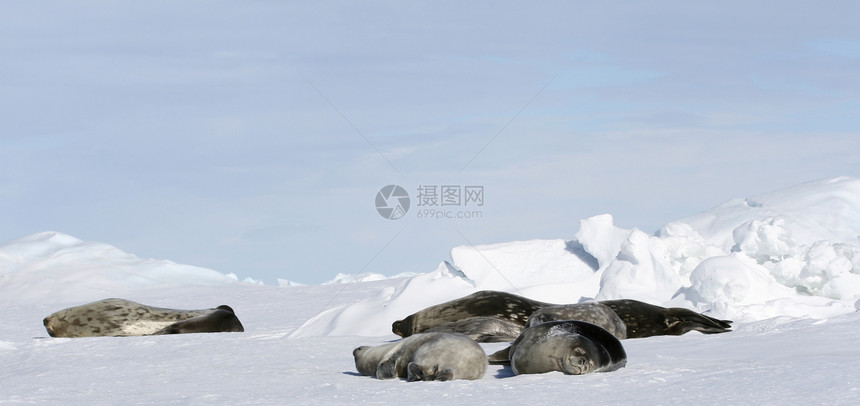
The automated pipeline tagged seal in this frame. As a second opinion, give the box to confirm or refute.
[353,332,488,381]
[600,299,732,338]
[392,291,551,338]
[495,320,627,375]
[526,302,627,339]
[42,298,245,337]
[393,291,732,340]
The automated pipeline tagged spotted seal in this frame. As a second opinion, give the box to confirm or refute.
[492,320,627,375]
[353,332,488,381]
[392,291,550,339]
[393,291,732,341]
[43,298,245,337]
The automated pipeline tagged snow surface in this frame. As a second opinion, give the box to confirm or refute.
[2,177,860,404]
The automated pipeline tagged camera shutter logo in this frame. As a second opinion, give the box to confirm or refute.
[375,185,410,220]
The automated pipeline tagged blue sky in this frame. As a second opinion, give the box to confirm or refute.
[2,1,859,284]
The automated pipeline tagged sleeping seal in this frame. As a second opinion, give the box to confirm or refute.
[43,298,244,337]
[497,320,627,375]
[526,302,627,339]
[392,291,550,338]
[353,332,488,381]
[393,291,732,340]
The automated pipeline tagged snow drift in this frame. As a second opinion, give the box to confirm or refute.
[291,177,860,337]
[0,231,242,306]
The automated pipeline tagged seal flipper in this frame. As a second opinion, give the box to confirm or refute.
[406,362,427,381]
[487,346,511,364]
[376,358,398,379]
[406,363,447,381]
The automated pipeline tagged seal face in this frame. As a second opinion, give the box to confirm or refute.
[353,332,488,381]
[507,321,627,375]
[527,302,628,339]
[42,299,244,337]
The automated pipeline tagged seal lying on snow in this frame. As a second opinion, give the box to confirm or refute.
[392,291,549,340]
[392,290,731,341]
[490,320,627,375]
[43,298,244,337]
[353,332,488,381]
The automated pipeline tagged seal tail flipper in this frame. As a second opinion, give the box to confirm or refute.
[376,358,398,379]
[435,368,454,381]
[406,362,428,381]
[487,346,511,364]
[407,363,453,382]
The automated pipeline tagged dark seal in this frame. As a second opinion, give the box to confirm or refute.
[392,291,551,340]
[600,299,732,338]
[393,291,732,341]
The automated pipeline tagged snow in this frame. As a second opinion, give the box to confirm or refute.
[2,177,860,404]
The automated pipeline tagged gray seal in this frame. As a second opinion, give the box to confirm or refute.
[353,332,488,381]
[499,320,627,375]
[43,298,245,337]
[526,302,627,339]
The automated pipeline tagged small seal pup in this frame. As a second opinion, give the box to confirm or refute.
[353,332,488,381]
[495,321,627,375]
[526,302,628,339]
[600,299,732,338]
[43,298,244,337]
